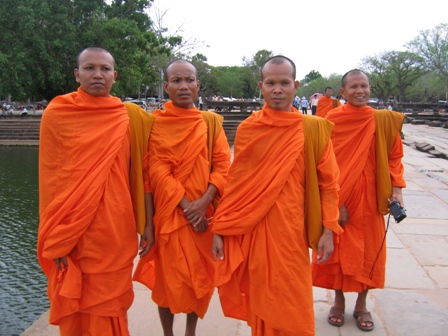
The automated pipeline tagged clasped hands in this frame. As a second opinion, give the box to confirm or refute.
[183,198,210,232]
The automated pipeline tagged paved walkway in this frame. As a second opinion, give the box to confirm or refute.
[22,123,448,335]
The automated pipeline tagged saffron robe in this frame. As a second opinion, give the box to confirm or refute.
[211,105,341,336]
[133,101,231,318]
[312,104,406,292]
[316,96,341,118]
[37,88,152,334]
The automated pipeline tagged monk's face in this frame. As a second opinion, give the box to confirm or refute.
[164,62,200,109]
[259,62,299,112]
[325,88,333,98]
[75,50,117,97]
[340,72,371,107]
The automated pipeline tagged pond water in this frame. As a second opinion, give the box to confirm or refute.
[0,147,49,335]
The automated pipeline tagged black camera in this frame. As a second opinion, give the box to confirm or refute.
[388,200,407,223]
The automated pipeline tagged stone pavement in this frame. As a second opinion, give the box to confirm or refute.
[22,123,448,336]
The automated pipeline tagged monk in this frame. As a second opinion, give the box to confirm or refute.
[312,69,406,332]
[37,47,154,336]
[316,86,341,118]
[211,55,342,336]
[133,60,231,336]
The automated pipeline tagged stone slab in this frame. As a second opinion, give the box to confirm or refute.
[375,289,448,336]
[385,248,434,289]
[425,266,448,289]
[398,234,448,266]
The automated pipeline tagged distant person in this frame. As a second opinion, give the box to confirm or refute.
[316,87,341,118]
[310,94,319,115]
[21,107,28,118]
[37,47,153,335]
[133,60,231,336]
[211,55,342,336]
[312,69,406,332]
[198,95,204,110]
[339,97,346,105]
[300,96,309,114]
[292,95,300,108]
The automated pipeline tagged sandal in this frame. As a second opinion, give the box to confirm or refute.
[353,311,374,331]
[327,306,345,327]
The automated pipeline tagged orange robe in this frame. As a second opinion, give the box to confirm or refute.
[37,88,151,335]
[133,101,231,318]
[316,96,341,118]
[211,106,341,336]
[312,104,406,292]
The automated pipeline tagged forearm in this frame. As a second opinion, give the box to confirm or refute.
[144,193,154,228]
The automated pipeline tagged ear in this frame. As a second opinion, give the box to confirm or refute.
[294,80,300,90]
[163,81,169,94]
[258,81,263,90]
[113,71,118,83]
[339,87,345,98]
[74,69,80,83]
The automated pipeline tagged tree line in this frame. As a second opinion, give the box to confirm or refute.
[0,0,447,105]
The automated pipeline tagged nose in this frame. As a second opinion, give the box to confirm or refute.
[93,67,103,78]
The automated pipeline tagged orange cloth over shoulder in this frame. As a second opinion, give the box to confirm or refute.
[316,96,341,118]
[211,105,341,335]
[37,88,141,329]
[133,101,231,318]
[312,104,405,292]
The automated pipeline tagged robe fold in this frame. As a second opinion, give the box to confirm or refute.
[315,96,341,118]
[133,101,231,318]
[37,88,151,333]
[211,105,341,336]
[312,104,406,292]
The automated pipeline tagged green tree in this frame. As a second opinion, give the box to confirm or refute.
[215,66,243,98]
[406,23,448,100]
[361,51,426,103]
[301,70,322,86]
[0,0,173,102]
[242,50,274,98]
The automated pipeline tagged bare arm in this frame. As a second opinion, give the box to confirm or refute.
[139,193,155,256]
[316,228,334,264]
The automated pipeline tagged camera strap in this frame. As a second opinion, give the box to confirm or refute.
[369,214,391,280]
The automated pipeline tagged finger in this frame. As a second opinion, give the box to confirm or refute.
[218,248,225,260]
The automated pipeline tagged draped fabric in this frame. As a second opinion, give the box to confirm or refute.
[312,104,406,292]
[316,96,341,118]
[211,105,341,335]
[37,88,141,334]
[133,101,231,318]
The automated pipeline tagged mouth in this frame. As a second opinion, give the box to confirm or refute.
[91,82,104,87]
[271,97,283,103]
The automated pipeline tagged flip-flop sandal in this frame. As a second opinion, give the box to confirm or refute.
[353,311,374,331]
[327,306,345,327]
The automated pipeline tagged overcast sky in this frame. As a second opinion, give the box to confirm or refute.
[148,0,448,80]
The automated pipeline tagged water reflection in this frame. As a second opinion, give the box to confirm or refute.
[0,147,49,335]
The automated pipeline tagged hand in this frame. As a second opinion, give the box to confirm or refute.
[316,228,334,264]
[193,217,209,233]
[391,187,404,208]
[54,256,68,270]
[183,198,208,228]
[338,204,349,227]
[139,222,155,257]
[212,234,225,261]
